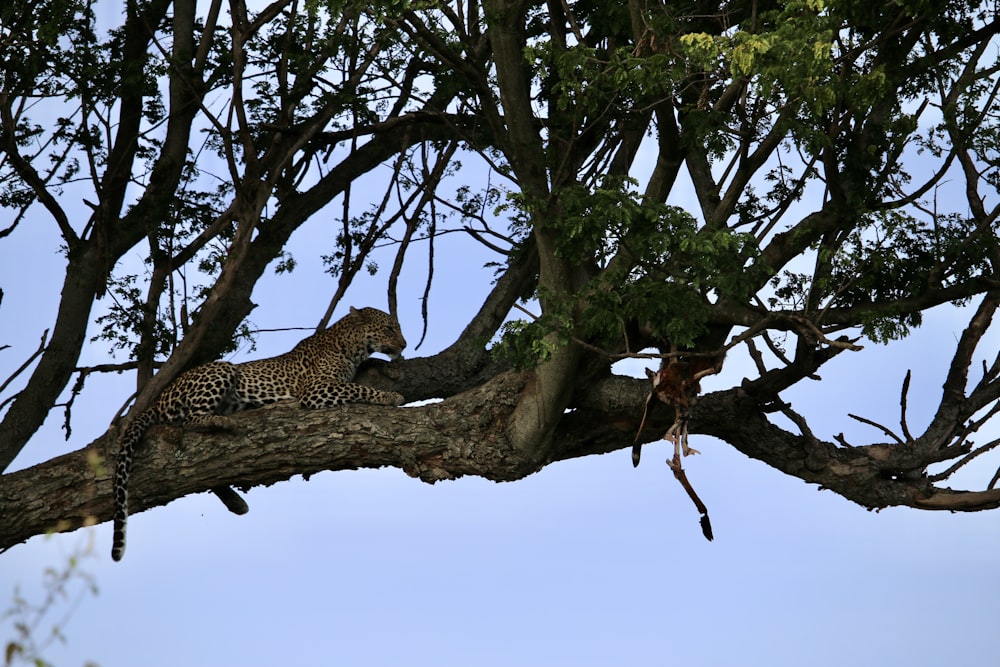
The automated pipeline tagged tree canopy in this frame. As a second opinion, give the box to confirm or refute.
[2,0,1000,553]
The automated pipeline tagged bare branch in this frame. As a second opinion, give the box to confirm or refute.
[781,402,820,444]
[744,339,769,376]
[0,125,77,246]
[930,434,1000,484]
[0,329,48,401]
[848,413,905,445]
[925,291,1000,448]
[911,489,1000,511]
[900,370,913,442]
[387,140,459,347]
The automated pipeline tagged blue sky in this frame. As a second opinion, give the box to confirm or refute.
[3,204,999,666]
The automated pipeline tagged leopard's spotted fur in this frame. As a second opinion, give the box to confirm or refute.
[111,306,406,561]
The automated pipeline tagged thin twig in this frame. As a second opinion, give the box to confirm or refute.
[760,330,795,368]
[989,464,1000,491]
[834,433,856,448]
[785,314,864,351]
[0,329,49,397]
[848,413,905,445]
[930,436,1000,483]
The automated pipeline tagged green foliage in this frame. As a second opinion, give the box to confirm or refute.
[578,217,762,348]
[767,210,994,342]
[273,250,297,275]
[0,0,123,213]
[492,312,573,368]
[455,182,504,224]
[496,177,764,361]
[92,274,162,357]
[0,0,96,97]
[320,208,385,278]
[828,211,992,341]
[92,174,241,360]
[677,2,839,153]
[547,176,653,263]
[3,533,99,667]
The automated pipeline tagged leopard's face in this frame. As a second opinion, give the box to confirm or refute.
[349,306,407,360]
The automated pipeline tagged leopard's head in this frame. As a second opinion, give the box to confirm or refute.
[350,306,407,360]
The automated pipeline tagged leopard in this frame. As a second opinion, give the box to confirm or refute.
[111,306,406,561]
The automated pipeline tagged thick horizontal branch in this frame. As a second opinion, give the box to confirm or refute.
[0,372,530,552]
[911,489,1000,510]
[3,365,998,554]
[691,386,1000,513]
[0,363,644,552]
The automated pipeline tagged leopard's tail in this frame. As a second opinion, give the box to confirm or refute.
[112,409,158,562]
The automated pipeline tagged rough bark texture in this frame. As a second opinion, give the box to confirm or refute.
[0,368,551,550]
[3,361,998,553]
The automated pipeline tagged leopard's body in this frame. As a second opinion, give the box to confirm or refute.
[111,306,406,561]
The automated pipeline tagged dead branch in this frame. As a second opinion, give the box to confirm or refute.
[900,369,913,442]
[0,329,49,404]
[834,432,855,448]
[387,139,460,349]
[783,314,865,351]
[929,436,1000,483]
[780,402,819,444]
[848,413,906,445]
[911,488,1000,511]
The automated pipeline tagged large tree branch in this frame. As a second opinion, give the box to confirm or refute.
[6,363,999,554]
[691,387,1000,512]
[921,291,1000,449]
[0,369,533,552]
[479,0,587,466]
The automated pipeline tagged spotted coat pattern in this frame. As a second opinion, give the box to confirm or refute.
[111,306,406,561]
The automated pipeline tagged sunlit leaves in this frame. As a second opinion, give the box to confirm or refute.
[498,176,763,359]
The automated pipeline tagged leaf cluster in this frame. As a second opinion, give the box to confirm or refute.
[498,177,763,360]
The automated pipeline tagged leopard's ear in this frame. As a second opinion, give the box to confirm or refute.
[349,306,359,316]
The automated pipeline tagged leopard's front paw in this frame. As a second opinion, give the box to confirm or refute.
[384,391,405,406]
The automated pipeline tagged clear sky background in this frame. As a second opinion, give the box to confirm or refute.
[2,7,1000,663]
